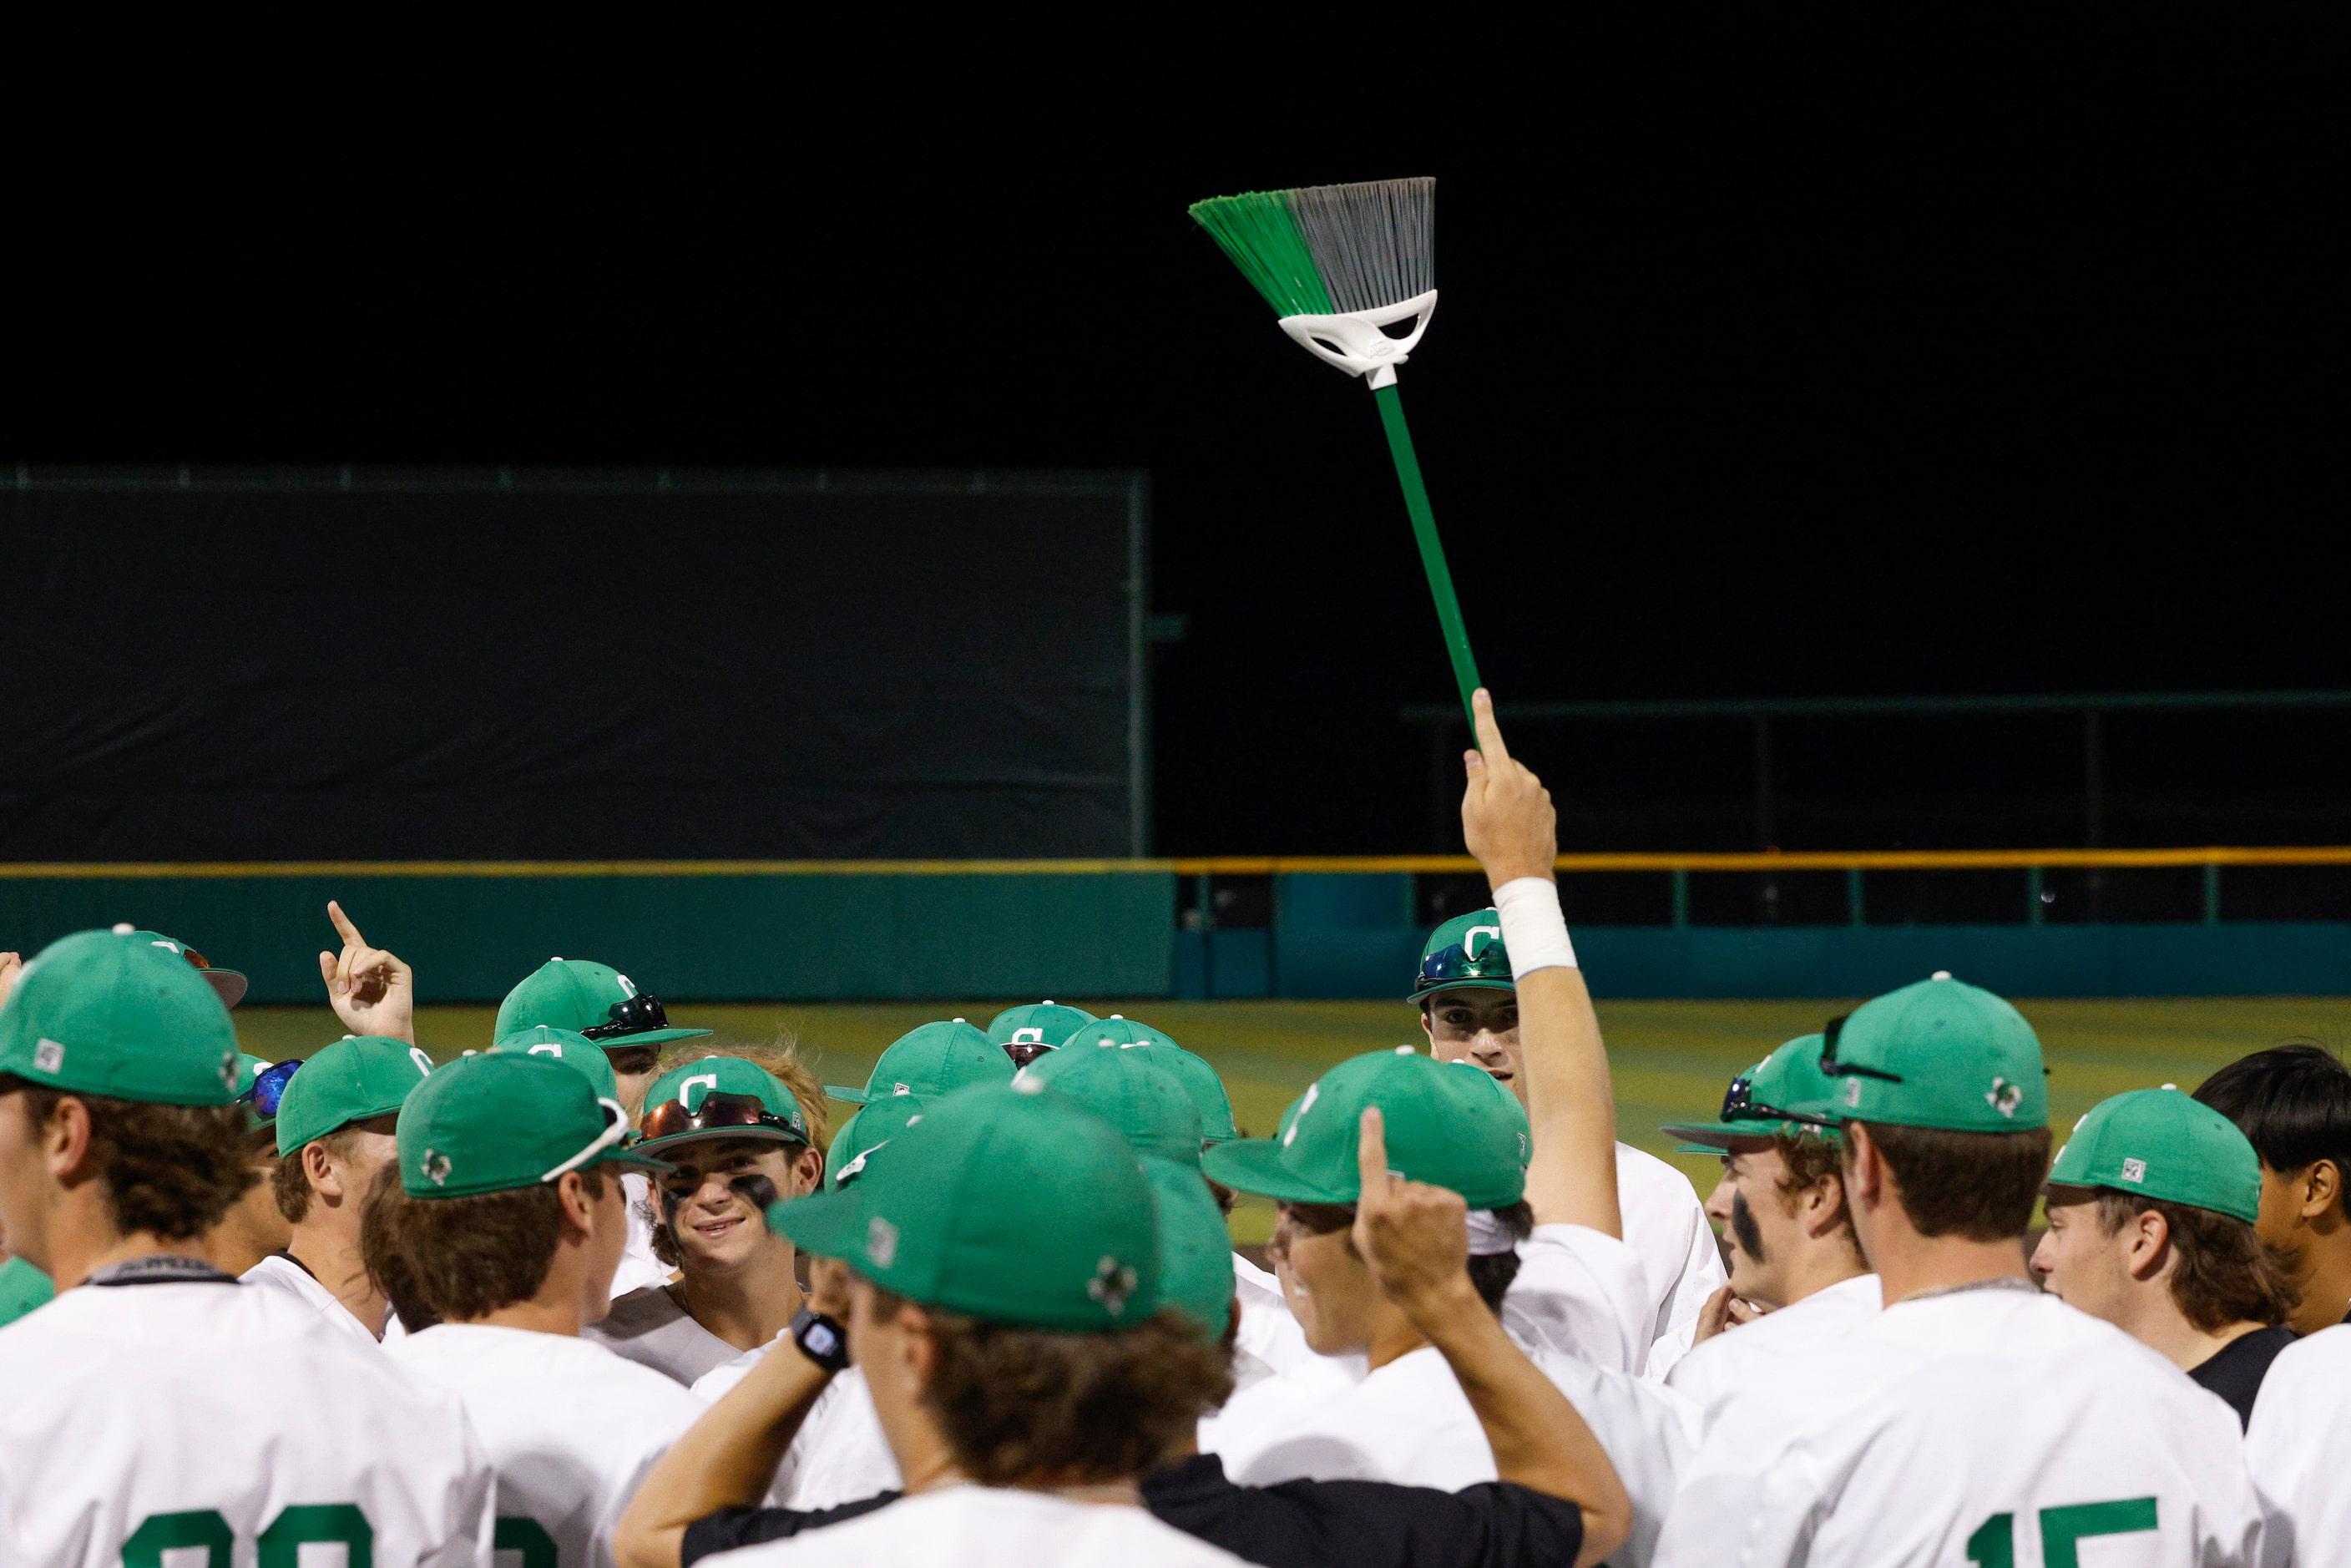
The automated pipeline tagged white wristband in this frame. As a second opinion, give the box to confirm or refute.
[1493,876,1576,977]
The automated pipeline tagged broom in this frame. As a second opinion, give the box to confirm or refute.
[1188,177,1481,731]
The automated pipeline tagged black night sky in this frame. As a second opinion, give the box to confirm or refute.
[9,19,2345,859]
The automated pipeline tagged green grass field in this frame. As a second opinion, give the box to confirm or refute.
[235,997,2351,1245]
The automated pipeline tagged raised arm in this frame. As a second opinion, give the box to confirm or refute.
[1460,690,1620,1237]
[610,1337,839,1568]
[1354,1105,1632,1566]
[318,901,417,1044]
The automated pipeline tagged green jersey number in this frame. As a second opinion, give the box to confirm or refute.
[124,1502,374,1567]
[496,1515,560,1568]
[1967,1498,2158,1568]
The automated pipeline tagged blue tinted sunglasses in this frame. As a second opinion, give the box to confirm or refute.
[241,1059,302,1123]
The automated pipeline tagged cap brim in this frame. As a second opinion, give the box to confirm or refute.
[635,1125,809,1157]
[1672,1142,1721,1156]
[1199,1136,1352,1205]
[1657,1121,1752,1149]
[766,1187,867,1262]
[596,1027,713,1050]
[202,969,250,1009]
[599,1147,677,1176]
[825,1085,872,1105]
[1407,976,1517,1004]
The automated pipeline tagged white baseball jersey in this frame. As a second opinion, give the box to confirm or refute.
[1503,1222,1653,1373]
[690,1346,906,1513]
[1202,1343,1691,1568]
[699,1483,1250,1568]
[2244,1323,2351,1563]
[1616,1143,1727,1380]
[610,1172,675,1299]
[582,1282,741,1385]
[1656,1287,2272,1567]
[0,1270,493,1566]
[242,1250,384,1345]
[391,1322,703,1568]
[1664,1272,1881,1440]
[1229,1251,1313,1395]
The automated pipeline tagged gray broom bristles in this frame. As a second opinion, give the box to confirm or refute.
[1288,177,1435,315]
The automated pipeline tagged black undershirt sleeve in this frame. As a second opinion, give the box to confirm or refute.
[679,1491,902,1566]
[1141,1453,1585,1568]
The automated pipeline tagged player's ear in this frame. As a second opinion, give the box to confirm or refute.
[2126,1206,2172,1280]
[791,1143,825,1196]
[42,1095,94,1181]
[2302,1159,2343,1220]
[554,1170,598,1237]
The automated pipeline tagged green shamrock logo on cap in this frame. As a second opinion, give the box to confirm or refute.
[1986,1077,2024,1117]
[422,1151,453,1186]
[1087,1255,1139,1317]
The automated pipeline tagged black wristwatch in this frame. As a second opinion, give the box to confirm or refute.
[791,1307,851,1373]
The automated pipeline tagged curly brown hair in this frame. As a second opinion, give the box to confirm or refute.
[1772,1130,1867,1265]
[4,1080,254,1242]
[361,1162,607,1322]
[872,1287,1231,1485]
[2091,1190,2298,1332]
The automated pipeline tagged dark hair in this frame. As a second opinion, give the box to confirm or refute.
[1772,1130,1866,1264]
[1853,1121,2053,1242]
[361,1164,606,1322]
[872,1287,1229,1485]
[2193,1044,2351,1177]
[2091,1190,2298,1332]
[3,1079,254,1242]
[270,1128,367,1224]
[1279,1196,1533,1314]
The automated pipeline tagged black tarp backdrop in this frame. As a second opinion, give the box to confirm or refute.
[0,474,1145,860]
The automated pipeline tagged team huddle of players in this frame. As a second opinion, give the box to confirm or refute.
[1,694,2349,1566]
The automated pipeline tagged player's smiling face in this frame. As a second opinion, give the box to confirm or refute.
[655,1136,823,1270]
[1420,989,1524,1105]
[1706,1139,1806,1308]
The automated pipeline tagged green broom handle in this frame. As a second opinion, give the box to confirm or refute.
[1373,382,1484,738]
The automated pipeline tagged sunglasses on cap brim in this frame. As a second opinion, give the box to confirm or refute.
[640,1090,806,1146]
[1415,942,1511,993]
[582,992,672,1041]
[240,1059,302,1122]
[1717,1071,1834,1128]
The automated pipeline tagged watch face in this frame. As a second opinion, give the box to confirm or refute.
[802,1317,843,1361]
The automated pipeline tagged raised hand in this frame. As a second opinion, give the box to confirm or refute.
[318,901,417,1044]
[1352,1105,1478,1325]
[0,952,21,1014]
[1461,688,1556,887]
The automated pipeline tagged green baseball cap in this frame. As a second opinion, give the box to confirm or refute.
[397,1050,670,1198]
[1059,1016,1239,1143]
[1822,974,2049,1133]
[988,1001,1097,1050]
[492,1026,618,1102]
[1661,1034,1842,1151]
[276,1035,434,1156]
[494,959,712,1050]
[0,1255,53,1330]
[1204,1047,1527,1211]
[1143,1156,1235,1339]
[0,929,241,1106]
[110,926,247,1009]
[2046,1088,2262,1225]
[1020,1045,1204,1167]
[636,1055,811,1156]
[768,1080,1162,1332]
[827,1094,931,1191]
[827,1019,1013,1106]
[1410,909,1514,1002]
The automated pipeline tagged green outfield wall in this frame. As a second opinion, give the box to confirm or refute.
[0,867,2343,1003]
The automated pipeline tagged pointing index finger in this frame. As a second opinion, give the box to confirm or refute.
[326,899,364,951]
[1469,688,1510,766]
[1357,1106,1391,1207]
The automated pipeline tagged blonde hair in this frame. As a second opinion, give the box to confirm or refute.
[655,1032,831,1150]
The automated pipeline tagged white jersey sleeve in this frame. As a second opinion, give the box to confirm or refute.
[2243,1323,2351,1565]
[389,1322,704,1568]
[1502,1222,1651,1373]
[1665,1290,2271,1568]
[780,1366,905,1511]
[1664,1272,1881,1443]
[0,1277,493,1568]
[609,1172,677,1299]
[1615,1144,1727,1380]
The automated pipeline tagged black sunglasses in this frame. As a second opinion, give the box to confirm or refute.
[1719,1070,1833,1127]
[582,992,671,1040]
[1817,1013,1903,1084]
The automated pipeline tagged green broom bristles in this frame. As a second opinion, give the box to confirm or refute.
[1186,190,1334,316]
[1189,179,1434,317]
